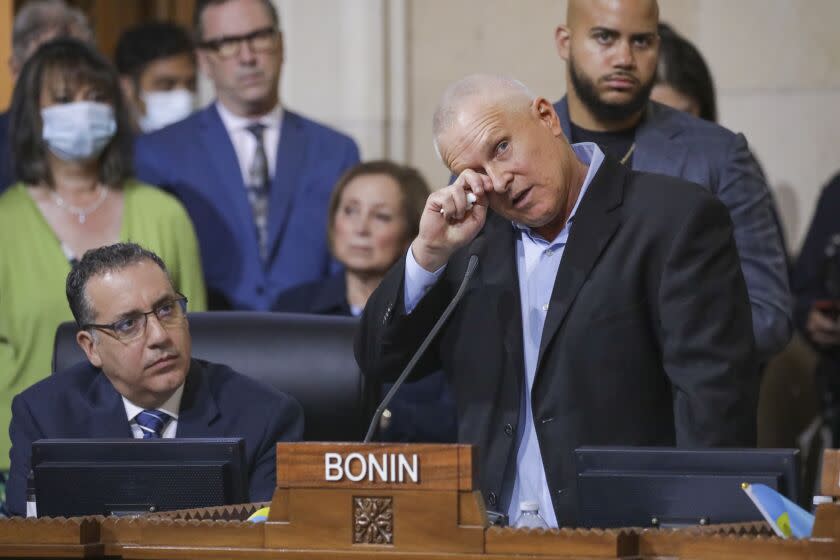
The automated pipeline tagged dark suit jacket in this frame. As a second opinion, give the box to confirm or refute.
[133,105,360,310]
[554,98,790,360]
[273,273,353,316]
[355,156,758,525]
[274,274,457,443]
[6,358,304,516]
[0,111,13,194]
[792,172,840,342]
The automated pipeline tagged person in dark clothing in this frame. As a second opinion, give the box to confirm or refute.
[792,173,840,444]
[115,21,197,133]
[275,161,456,443]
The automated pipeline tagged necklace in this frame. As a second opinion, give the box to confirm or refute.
[50,185,109,224]
[620,142,636,165]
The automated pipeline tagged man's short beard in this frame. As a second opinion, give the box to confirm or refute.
[568,55,654,125]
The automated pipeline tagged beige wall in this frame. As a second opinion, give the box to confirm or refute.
[658,0,840,253]
[260,0,839,252]
[0,0,13,110]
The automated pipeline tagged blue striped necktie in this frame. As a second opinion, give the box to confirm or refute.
[135,409,171,439]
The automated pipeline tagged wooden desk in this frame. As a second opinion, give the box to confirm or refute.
[2,443,838,559]
[0,506,837,559]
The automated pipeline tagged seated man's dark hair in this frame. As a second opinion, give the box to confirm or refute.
[114,21,195,82]
[66,243,170,327]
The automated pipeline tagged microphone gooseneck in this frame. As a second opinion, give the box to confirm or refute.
[363,243,482,443]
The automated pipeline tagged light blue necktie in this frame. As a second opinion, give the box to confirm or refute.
[135,409,171,439]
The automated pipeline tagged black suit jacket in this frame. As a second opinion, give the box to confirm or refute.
[7,358,304,516]
[355,156,758,525]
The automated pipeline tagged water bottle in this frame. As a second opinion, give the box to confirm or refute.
[25,471,37,518]
[514,500,548,529]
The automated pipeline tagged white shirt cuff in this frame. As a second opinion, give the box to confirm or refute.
[404,246,446,314]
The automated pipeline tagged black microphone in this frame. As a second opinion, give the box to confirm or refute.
[363,237,484,442]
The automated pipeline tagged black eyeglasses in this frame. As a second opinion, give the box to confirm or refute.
[83,295,188,342]
[198,26,280,59]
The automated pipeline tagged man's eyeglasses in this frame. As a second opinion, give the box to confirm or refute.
[198,26,280,59]
[83,295,188,342]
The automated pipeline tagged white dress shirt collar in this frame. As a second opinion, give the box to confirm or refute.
[122,383,184,426]
[215,101,283,183]
[216,100,283,135]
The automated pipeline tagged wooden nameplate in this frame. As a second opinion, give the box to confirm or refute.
[265,442,487,553]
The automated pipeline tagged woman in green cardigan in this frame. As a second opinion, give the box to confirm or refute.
[0,39,207,471]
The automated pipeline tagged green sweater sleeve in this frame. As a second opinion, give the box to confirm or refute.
[169,209,207,312]
[123,181,208,311]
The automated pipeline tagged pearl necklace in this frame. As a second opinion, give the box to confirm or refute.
[50,185,109,224]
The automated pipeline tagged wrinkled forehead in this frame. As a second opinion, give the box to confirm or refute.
[201,0,276,38]
[85,263,175,320]
[570,0,659,33]
[437,99,513,171]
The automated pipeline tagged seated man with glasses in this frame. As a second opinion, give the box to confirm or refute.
[134,0,361,311]
[5,242,304,516]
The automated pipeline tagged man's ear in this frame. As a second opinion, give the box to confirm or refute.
[76,330,103,368]
[278,32,285,66]
[196,48,212,78]
[8,55,19,80]
[119,75,141,110]
[532,97,562,135]
[555,25,571,61]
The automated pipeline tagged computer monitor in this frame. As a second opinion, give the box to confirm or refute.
[31,438,249,517]
[575,446,800,528]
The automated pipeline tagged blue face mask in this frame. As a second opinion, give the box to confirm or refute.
[41,101,117,161]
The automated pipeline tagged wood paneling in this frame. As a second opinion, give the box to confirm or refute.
[2,0,196,109]
[0,0,13,109]
[66,0,196,59]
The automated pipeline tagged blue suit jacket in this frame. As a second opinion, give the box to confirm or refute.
[0,111,13,194]
[6,358,304,516]
[554,97,791,359]
[133,105,360,310]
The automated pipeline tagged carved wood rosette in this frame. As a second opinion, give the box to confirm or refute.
[353,496,394,544]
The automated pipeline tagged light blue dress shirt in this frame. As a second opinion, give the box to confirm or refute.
[404,143,606,527]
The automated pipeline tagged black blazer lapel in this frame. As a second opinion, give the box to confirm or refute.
[536,157,625,372]
[476,215,526,395]
[86,374,133,437]
[176,359,220,436]
[266,111,308,261]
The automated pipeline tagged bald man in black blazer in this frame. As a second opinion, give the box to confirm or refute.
[355,75,757,526]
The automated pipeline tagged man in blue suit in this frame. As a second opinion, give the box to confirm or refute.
[134,0,360,310]
[6,243,303,516]
[553,0,791,360]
